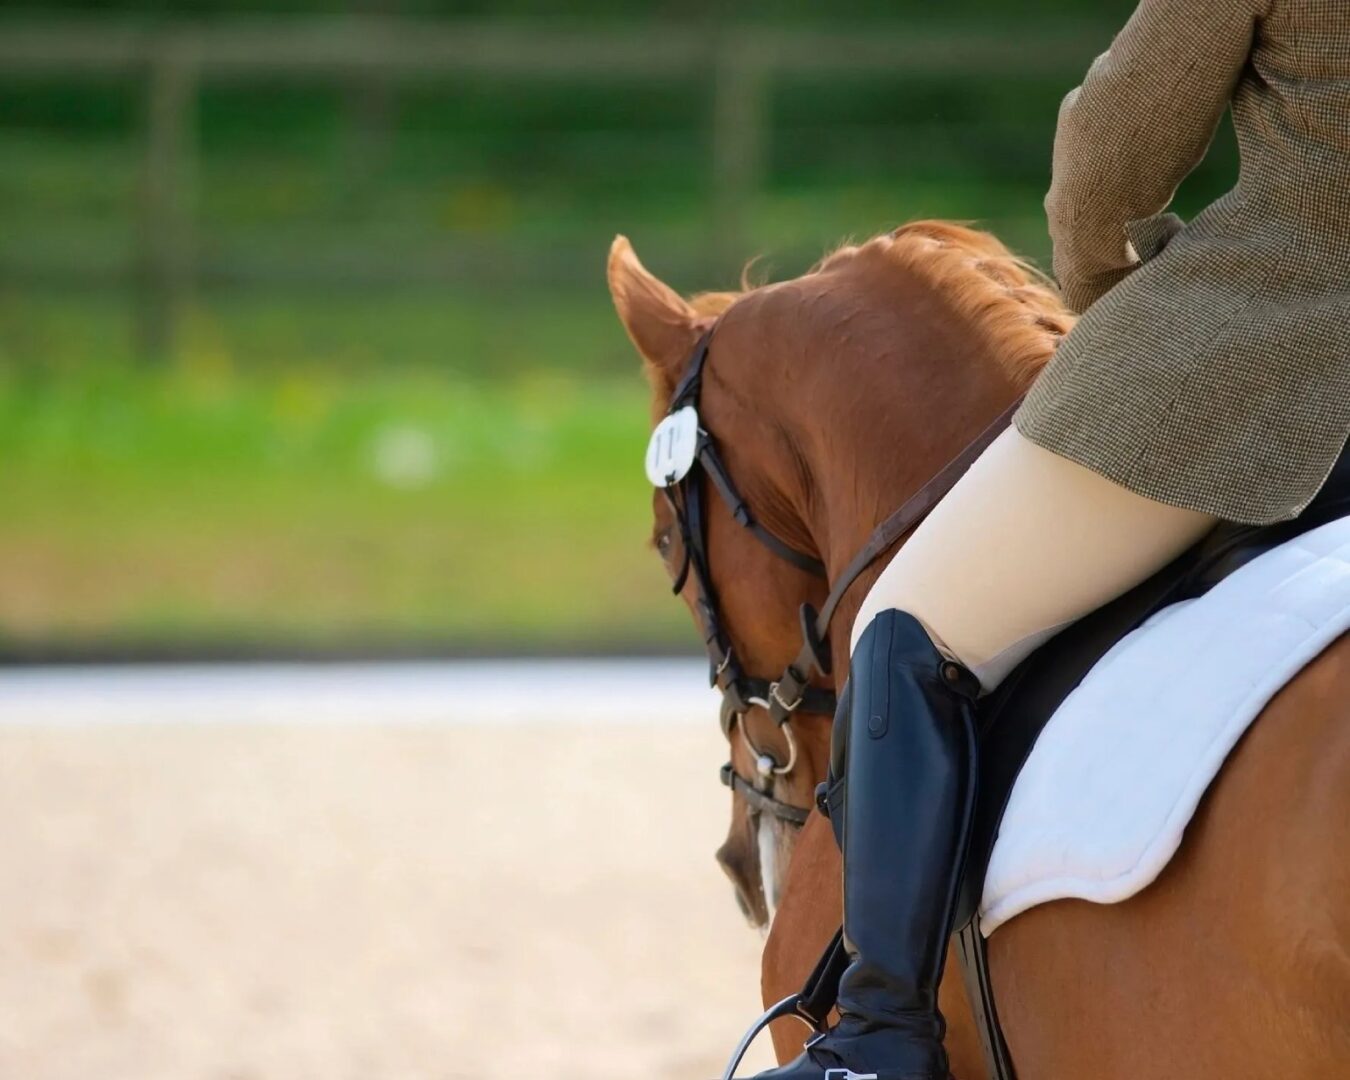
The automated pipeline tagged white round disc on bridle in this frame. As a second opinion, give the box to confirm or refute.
[645,405,700,487]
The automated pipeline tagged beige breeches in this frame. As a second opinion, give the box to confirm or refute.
[851,427,1218,691]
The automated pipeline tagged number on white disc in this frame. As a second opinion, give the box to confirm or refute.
[645,406,700,487]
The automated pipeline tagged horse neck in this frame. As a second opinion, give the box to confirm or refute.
[801,322,1024,679]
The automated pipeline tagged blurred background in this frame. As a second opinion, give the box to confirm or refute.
[0,2,1239,1077]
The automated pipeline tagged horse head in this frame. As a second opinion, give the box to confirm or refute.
[608,226,1067,928]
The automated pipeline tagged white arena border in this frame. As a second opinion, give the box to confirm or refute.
[0,659,717,727]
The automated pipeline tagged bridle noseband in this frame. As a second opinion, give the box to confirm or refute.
[655,325,1020,829]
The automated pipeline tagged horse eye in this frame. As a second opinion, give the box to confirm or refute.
[656,530,673,556]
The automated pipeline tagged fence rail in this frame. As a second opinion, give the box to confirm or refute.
[0,20,1104,77]
[0,19,1106,358]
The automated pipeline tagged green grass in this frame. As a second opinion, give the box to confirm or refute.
[0,355,691,652]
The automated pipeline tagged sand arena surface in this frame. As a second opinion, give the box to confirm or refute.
[0,720,778,1079]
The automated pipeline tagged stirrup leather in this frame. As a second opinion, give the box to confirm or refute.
[719,994,821,1080]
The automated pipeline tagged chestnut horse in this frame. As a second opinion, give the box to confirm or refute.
[608,222,1350,1079]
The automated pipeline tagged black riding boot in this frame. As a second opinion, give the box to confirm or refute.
[755,609,979,1080]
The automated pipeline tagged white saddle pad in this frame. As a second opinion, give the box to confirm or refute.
[979,515,1350,937]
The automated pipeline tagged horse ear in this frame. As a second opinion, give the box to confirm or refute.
[608,235,706,388]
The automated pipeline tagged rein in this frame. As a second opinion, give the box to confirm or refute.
[659,326,1021,827]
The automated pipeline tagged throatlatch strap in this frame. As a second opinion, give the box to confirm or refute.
[697,438,828,578]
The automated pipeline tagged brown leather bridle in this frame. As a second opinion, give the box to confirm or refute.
[657,325,1021,827]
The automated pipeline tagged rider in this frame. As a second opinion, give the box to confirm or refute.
[758,2,1350,1077]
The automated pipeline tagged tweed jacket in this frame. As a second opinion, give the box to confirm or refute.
[1015,0,1350,524]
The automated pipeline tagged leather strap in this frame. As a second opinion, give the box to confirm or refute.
[719,763,812,826]
[956,920,1017,1080]
[669,328,713,410]
[766,396,1023,712]
[795,928,850,1030]
[698,435,828,578]
[811,397,1022,640]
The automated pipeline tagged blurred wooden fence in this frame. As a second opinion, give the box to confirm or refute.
[0,20,1103,358]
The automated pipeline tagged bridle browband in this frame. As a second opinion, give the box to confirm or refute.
[659,325,1021,828]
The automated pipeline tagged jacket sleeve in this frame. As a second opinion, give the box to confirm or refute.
[1046,0,1266,313]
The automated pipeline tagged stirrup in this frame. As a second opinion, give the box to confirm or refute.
[719,993,820,1080]
[824,1071,879,1080]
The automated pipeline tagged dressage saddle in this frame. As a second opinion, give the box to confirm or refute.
[960,438,1350,928]
[941,438,1350,1079]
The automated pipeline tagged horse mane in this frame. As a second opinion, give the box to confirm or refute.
[693,220,1074,389]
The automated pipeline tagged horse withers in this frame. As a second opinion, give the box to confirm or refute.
[608,223,1350,1079]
